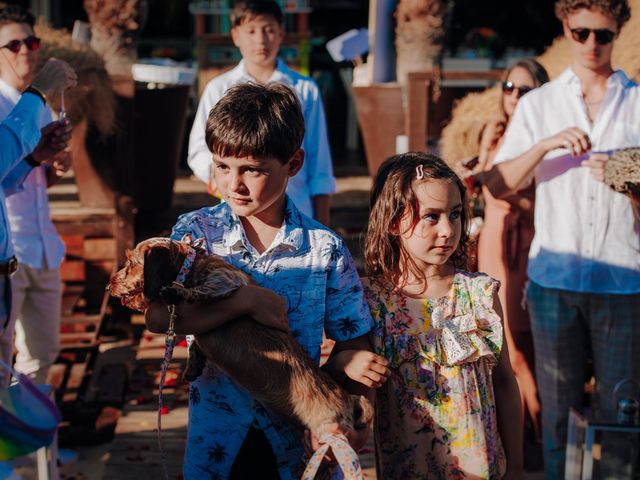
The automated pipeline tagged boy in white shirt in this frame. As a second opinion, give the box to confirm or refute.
[188,0,335,225]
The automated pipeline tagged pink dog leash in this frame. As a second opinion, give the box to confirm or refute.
[157,245,197,479]
[301,429,364,480]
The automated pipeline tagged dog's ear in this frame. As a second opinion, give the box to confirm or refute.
[143,245,181,300]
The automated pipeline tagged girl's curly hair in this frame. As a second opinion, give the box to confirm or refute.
[364,152,470,292]
[555,0,631,28]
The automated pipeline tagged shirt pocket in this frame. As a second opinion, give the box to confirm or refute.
[286,287,325,355]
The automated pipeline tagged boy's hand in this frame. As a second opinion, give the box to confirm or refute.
[303,426,337,465]
[243,284,289,333]
[303,421,371,462]
[332,350,390,388]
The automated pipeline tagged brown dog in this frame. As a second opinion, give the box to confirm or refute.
[108,237,372,440]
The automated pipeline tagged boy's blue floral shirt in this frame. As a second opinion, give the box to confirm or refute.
[170,196,373,479]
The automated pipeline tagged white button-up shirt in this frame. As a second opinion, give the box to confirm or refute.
[0,79,65,270]
[494,68,640,294]
[187,59,336,218]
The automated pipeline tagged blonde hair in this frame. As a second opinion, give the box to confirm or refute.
[364,152,470,291]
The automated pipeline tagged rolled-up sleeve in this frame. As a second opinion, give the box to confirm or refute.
[324,240,373,342]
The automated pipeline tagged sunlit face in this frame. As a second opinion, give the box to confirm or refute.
[0,22,37,89]
[398,179,463,273]
[563,9,618,72]
[231,14,284,71]
[502,66,536,118]
[212,151,303,222]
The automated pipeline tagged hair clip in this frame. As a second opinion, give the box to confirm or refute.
[416,164,424,180]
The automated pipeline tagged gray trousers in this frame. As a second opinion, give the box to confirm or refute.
[0,265,61,386]
[526,281,640,479]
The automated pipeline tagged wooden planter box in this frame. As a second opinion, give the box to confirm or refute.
[353,83,405,177]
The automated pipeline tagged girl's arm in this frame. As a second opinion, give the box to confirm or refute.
[323,335,390,390]
[476,119,505,173]
[144,284,289,335]
[491,292,524,479]
[321,334,389,451]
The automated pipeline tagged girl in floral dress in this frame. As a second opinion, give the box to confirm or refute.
[363,153,523,479]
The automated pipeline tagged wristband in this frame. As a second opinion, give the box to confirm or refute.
[24,85,47,105]
[24,154,41,168]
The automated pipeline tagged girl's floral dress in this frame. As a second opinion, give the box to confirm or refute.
[363,271,507,480]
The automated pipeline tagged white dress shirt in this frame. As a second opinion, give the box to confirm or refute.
[187,59,336,218]
[494,68,640,294]
[0,79,65,270]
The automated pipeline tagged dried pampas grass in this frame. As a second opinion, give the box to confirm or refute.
[604,148,640,193]
[439,86,503,172]
[36,22,116,139]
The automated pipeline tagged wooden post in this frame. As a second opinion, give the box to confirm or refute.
[406,72,432,152]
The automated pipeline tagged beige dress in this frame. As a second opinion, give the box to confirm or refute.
[363,272,506,479]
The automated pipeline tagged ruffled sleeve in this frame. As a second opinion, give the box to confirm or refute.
[442,272,503,367]
[363,273,503,369]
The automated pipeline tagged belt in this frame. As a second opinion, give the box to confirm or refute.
[0,256,18,275]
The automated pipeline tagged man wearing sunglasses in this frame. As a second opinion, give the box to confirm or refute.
[0,5,73,394]
[0,57,75,480]
[485,0,639,478]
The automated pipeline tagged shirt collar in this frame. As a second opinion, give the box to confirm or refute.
[233,58,294,87]
[559,67,631,91]
[0,78,22,103]
[223,195,304,253]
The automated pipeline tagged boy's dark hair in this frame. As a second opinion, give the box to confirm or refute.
[555,0,630,28]
[205,82,305,164]
[230,0,283,27]
[0,3,35,28]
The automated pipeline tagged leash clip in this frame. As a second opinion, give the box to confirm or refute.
[165,304,177,344]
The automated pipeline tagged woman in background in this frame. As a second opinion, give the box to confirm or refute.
[472,58,549,470]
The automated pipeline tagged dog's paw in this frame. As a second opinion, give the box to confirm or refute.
[159,285,185,305]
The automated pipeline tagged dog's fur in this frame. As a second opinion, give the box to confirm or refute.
[108,237,373,438]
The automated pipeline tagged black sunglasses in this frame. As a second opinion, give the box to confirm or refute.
[569,28,616,45]
[1,36,41,53]
[502,81,534,99]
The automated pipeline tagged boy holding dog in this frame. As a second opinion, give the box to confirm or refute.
[146,82,388,479]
